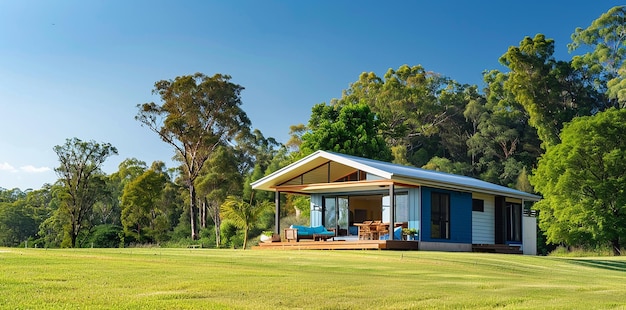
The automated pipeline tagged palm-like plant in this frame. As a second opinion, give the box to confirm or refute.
[220,195,272,249]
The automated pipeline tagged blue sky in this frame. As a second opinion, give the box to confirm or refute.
[0,1,621,190]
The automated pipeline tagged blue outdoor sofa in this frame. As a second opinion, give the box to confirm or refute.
[284,225,336,242]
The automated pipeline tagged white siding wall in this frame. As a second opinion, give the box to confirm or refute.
[522,216,537,255]
[472,193,495,244]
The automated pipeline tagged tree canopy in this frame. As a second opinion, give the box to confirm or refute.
[121,161,170,243]
[532,108,626,255]
[500,34,601,148]
[570,6,626,108]
[53,138,118,247]
[300,102,392,161]
[136,72,251,240]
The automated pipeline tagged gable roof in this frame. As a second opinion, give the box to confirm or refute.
[251,150,541,201]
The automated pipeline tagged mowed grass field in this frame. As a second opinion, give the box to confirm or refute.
[1,248,625,309]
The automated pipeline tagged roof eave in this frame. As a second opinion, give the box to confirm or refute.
[392,176,541,201]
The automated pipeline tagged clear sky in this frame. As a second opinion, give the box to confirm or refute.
[0,0,621,190]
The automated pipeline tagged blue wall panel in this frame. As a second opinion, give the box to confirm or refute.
[421,187,472,243]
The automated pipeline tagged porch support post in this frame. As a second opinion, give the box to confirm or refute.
[389,183,395,240]
[275,191,281,235]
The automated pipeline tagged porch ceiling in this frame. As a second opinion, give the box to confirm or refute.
[274,180,418,195]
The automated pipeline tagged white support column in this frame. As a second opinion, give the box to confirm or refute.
[522,216,537,255]
[389,183,395,240]
[274,191,281,235]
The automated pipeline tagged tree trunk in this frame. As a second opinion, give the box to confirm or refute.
[214,208,221,247]
[200,198,207,229]
[70,209,81,248]
[612,239,621,256]
[70,222,78,248]
[189,184,198,240]
[243,226,248,250]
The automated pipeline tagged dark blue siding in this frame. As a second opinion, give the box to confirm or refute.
[421,187,472,243]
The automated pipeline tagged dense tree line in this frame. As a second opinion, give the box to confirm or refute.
[1,6,624,253]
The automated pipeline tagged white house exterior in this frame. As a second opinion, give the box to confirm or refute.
[251,150,541,255]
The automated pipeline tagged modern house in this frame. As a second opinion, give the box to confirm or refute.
[251,150,541,255]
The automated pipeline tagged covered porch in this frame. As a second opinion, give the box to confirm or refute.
[251,152,419,247]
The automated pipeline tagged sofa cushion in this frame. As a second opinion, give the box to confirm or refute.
[289,225,334,236]
[311,226,326,234]
[290,225,314,236]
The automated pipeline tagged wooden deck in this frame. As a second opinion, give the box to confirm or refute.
[253,239,419,250]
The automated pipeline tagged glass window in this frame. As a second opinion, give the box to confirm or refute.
[472,199,484,212]
[395,193,409,222]
[382,192,408,223]
[323,197,336,229]
[324,196,349,234]
[431,192,450,239]
[338,197,349,231]
[506,203,522,242]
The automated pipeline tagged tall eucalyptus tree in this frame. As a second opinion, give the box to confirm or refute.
[53,138,117,247]
[136,73,251,240]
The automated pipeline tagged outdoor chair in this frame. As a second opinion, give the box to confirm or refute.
[357,221,374,240]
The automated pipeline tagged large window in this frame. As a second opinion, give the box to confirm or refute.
[323,197,336,229]
[431,192,450,239]
[323,196,348,233]
[382,192,409,223]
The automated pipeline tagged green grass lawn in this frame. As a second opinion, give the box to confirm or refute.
[1,248,625,309]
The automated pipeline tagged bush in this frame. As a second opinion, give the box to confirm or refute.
[86,224,123,248]
[548,245,616,257]
[220,219,244,249]
[198,226,217,248]
[170,221,192,242]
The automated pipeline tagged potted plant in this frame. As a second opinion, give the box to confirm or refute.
[402,228,418,241]
[260,231,280,243]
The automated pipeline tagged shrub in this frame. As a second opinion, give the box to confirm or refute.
[549,245,616,257]
[86,224,123,248]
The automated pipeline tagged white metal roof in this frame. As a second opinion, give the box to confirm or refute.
[251,150,541,201]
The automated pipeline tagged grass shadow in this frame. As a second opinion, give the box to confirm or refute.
[559,258,626,272]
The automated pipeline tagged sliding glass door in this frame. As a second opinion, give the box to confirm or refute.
[506,203,522,243]
[323,196,349,235]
